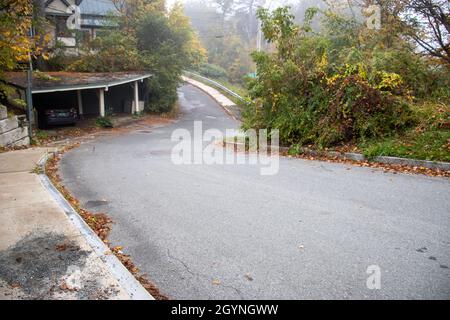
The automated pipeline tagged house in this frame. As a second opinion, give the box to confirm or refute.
[5,71,151,128]
[3,1,150,132]
[45,0,118,49]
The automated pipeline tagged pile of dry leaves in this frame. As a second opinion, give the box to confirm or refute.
[282,151,450,178]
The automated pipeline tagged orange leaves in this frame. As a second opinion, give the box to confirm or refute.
[295,152,449,177]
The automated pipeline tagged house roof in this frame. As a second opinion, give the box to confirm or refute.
[45,0,118,17]
[5,72,152,94]
[79,0,118,17]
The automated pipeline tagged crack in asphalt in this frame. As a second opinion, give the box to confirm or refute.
[166,249,244,299]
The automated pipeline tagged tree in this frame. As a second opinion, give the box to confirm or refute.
[134,4,206,112]
[234,0,264,42]
[0,0,48,99]
[184,0,261,82]
[68,1,205,112]
[68,29,140,72]
[402,0,450,64]
[243,6,417,147]
[215,0,236,26]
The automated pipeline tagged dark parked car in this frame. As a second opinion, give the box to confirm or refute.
[39,108,78,128]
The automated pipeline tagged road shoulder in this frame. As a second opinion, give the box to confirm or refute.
[0,147,152,300]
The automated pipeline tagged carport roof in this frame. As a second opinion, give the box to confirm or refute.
[5,71,152,94]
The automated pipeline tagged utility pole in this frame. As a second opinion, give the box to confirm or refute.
[256,23,262,52]
[26,25,34,139]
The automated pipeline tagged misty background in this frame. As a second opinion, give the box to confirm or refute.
[172,0,364,84]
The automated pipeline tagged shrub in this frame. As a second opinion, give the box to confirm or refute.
[196,63,228,79]
[95,117,113,128]
[243,7,417,149]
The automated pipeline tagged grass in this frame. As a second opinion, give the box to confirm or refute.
[31,164,44,174]
[188,73,450,163]
[212,78,248,98]
[360,100,450,162]
[34,130,49,140]
[360,129,450,162]
[187,73,248,104]
[95,116,113,128]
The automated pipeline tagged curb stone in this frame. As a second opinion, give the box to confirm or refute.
[37,151,154,300]
[224,141,450,172]
[182,76,449,172]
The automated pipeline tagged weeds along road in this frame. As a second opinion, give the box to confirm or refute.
[60,84,450,299]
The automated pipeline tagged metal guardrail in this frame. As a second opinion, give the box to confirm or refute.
[183,71,246,103]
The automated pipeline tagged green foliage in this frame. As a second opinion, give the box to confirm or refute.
[361,130,450,162]
[183,1,257,85]
[196,63,228,79]
[136,9,199,113]
[137,12,182,113]
[242,5,450,162]
[0,1,49,101]
[69,29,140,72]
[67,2,204,114]
[95,117,113,128]
[34,70,59,81]
[34,130,49,140]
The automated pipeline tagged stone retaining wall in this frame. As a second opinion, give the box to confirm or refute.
[0,105,29,147]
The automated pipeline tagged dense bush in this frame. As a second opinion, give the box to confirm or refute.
[95,116,113,128]
[196,63,228,79]
[243,7,448,151]
[68,30,140,72]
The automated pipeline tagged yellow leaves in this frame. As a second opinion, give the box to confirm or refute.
[357,63,368,80]
[0,1,51,69]
[326,74,341,86]
[374,71,403,91]
[316,52,328,71]
[41,53,50,61]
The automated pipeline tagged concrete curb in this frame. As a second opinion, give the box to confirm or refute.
[181,76,240,121]
[183,78,449,172]
[37,151,154,300]
[224,141,450,171]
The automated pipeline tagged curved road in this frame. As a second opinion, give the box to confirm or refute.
[60,84,450,299]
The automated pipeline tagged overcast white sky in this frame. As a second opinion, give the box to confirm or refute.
[166,0,299,10]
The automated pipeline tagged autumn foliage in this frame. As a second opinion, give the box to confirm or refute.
[242,5,449,161]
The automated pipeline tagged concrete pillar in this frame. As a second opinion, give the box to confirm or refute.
[133,81,139,114]
[99,88,105,117]
[77,90,83,116]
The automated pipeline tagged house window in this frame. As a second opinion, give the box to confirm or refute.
[55,16,72,38]
[80,28,92,43]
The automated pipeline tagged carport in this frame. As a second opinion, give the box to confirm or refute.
[5,71,152,119]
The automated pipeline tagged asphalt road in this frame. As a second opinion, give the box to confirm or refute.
[60,84,450,299]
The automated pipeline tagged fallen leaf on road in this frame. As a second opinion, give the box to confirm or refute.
[298,245,304,250]
[56,243,68,251]
[212,279,221,285]
[60,281,78,292]
[244,273,254,281]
